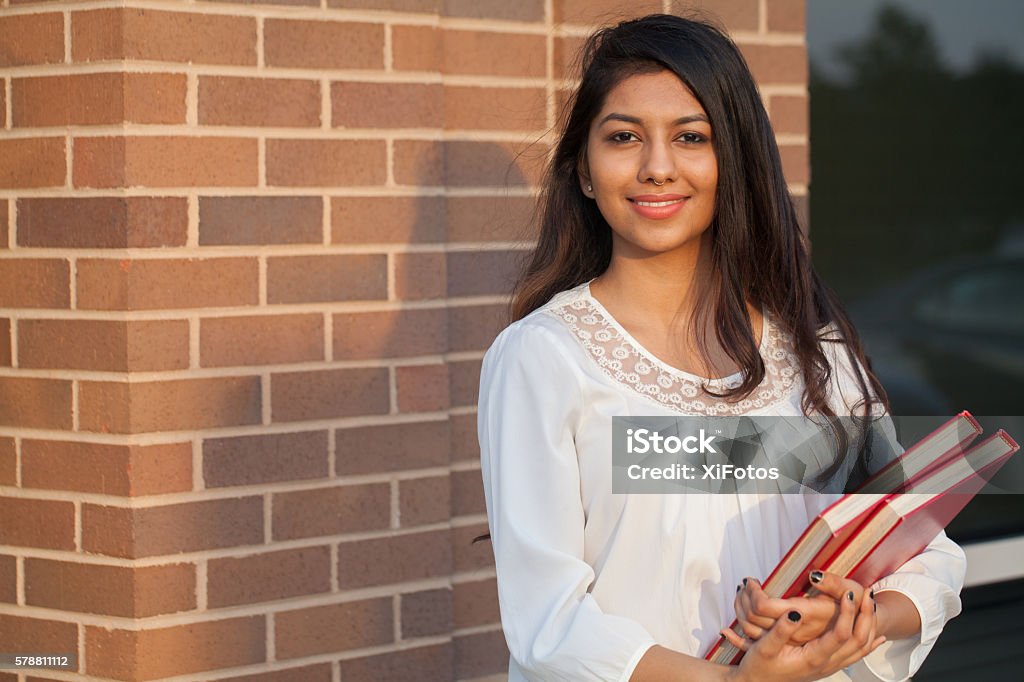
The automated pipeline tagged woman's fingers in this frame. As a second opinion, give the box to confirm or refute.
[833,588,883,668]
[736,577,785,635]
[752,608,804,659]
[808,568,863,604]
[802,582,857,665]
[720,627,749,652]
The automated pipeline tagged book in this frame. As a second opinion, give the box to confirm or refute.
[704,412,1018,665]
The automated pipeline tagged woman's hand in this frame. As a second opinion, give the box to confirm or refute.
[726,585,886,682]
[727,570,875,645]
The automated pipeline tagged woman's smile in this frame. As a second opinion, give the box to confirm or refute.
[629,194,689,219]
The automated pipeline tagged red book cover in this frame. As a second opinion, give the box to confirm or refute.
[704,413,995,665]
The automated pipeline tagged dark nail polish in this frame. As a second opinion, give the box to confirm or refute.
[870,589,875,600]
[809,570,824,584]
[847,591,855,601]
[874,603,877,613]
[737,584,741,593]
[788,611,802,622]
[743,578,748,586]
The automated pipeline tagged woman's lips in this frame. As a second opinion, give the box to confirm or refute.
[628,194,688,219]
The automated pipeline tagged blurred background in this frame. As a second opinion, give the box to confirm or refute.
[808,1,1024,678]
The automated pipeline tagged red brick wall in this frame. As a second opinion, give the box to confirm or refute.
[0,1,806,680]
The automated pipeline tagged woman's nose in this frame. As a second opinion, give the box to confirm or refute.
[638,140,677,185]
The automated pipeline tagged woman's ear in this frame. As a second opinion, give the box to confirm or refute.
[577,157,594,198]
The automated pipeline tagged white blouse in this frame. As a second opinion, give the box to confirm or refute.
[477,279,966,682]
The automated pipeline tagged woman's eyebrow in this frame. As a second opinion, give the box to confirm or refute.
[597,112,710,126]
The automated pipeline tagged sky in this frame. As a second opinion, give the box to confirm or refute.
[808,0,1024,82]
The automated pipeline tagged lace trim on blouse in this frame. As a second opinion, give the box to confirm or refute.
[547,288,800,416]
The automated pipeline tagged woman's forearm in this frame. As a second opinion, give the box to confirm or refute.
[629,644,737,682]
[874,590,922,641]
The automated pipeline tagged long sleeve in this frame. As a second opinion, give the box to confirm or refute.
[821,325,967,682]
[478,320,658,681]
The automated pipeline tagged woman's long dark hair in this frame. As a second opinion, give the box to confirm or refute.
[474,14,887,545]
[518,14,886,419]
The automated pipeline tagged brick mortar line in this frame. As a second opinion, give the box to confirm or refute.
[77,622,86,682]
[319,191,330,243]
[63,132,72,189]
[0,355,471,384]
[256,15,265,69]
[7,318,18,370]
[444,349,489,361]
[73,499,82,550]
[319,78,330,131]
[3,63,445,83]
[257,137,266,188]
[392,593,401,642]
[62,8,72,64]
[448,405,478,416]
[0,348,492,381]
[4,76,11,130]
[3,527,469,575]
[257,255,268,305]
[386,253,395,300]
[186,194,199,246]
[70,378,80,430]
[332,660,341,682]
[13,436,21,486]
[15,555,24,606]
[2,0,437,25]
[450,459,481,473]
[262,491,272,542]
[196,558,207,610]
[191,437,203,492]
[0,241,531,261]
[188,316,200,370]
[0,127,549,141]
[145,638,454,682]
[5,199,13,246]
[0,43,803,77]
[186,72,198,126]
[0,576,459,629]
[1,412,452,446]
[385,137,395,186]
[543,0,553,132]
[452,623,504,638]
[389,478,400,529]
[323,312,333,364]
[260,373,271,426]
[4,65,556,89]
[383,22,393,72]
[329,540,339,592]
[451,567,497,584]
[0,464,457,507]
[776,134,809,144]
[759,0,768,34]
[387,365,398,414]
[0,186,537,198]
[68,254,84,305]
[760,84,808,96]
[0,290,512,315]
[266,611,275,663]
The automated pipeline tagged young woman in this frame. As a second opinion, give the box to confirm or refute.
[477,14,965,682]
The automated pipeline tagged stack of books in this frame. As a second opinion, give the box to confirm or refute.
[705,411,1020,664]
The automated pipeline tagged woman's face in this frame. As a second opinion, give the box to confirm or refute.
[580,68,718,260]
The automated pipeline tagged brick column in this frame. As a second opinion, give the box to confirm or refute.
[0,1,806,680]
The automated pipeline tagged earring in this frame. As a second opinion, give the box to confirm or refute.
[586,183,592,192]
